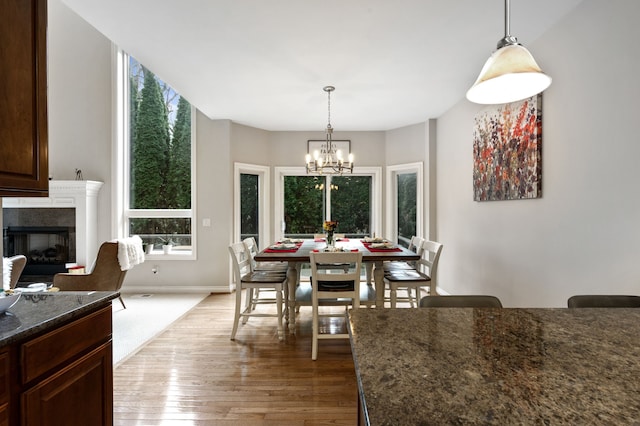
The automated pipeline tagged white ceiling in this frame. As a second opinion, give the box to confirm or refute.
[60,0,584,131]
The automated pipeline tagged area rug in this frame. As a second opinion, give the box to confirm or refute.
[112,293,209,365]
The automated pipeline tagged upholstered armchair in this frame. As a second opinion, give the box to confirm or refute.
[53,242,128,308]
[3,255,27,289]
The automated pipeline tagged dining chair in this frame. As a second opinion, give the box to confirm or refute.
[243,237,288,273]
[419,295,503,308]
[229,242,287,340]
[384,239,443,308]
[567,295,640,308]
[310,251,363,360]
[382,235,424,272]
[242,237,289,312]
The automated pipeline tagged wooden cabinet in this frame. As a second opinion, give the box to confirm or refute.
[2,305,113,425]
[0,0,49,197]
[21,343,112,426]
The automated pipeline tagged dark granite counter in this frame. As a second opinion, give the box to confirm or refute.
[0,291,118,346]
[348,307,640,425]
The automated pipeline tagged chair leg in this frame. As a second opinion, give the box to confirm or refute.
[119,296,126,309]
[408,287,416,308]
[390,285,397,308]
[312,294,319,360]
[230,285,243,340]
[276,287,284,340]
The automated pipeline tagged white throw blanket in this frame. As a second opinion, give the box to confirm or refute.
[117,236,145,271]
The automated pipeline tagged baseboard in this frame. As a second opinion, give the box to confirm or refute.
[120,285,231,294]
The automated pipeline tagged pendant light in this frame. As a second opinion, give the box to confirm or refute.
[466,0,551,104]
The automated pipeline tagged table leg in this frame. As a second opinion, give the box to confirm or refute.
[286,261,299,333]
[373,261,385,308]
[365,263,373,285]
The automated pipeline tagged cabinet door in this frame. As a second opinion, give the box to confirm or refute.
[21,342,113,426]
[0,0,49,197]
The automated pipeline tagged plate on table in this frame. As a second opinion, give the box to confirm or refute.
[363,237,386,243]
[370,242,396,249]
[280,238,303,244]
[269,243,297,250]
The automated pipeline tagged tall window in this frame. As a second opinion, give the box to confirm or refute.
[283,175,371,238]
[240,173,259,245]
[386,163,422,247]
[117,52,195,257]
[234,163,270,249]
[396,173,417,247]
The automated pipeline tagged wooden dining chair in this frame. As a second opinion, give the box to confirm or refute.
[310,251,363,360]
[229,242,287,341]
[567,295,640,308]
[384,240,443,308]
[419,295,503,308]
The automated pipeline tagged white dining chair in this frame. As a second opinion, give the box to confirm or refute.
[229,242,287,340]
[384,239,443,308]
[242,237,289,312]
[310,251,363,360]
[382,235,424,272]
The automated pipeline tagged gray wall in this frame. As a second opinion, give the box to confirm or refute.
[435,0,640,307]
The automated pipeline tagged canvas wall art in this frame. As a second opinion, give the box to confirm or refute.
[472,94,542,201]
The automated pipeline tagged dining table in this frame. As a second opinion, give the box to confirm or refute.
[348,307,640,425]
[254,238,420,331]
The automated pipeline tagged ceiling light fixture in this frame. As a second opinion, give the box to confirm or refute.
[466,0,552,104]
[305,86,353,175]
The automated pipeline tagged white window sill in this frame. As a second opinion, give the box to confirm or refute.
[144,250,195,260]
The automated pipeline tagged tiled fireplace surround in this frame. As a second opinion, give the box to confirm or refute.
[2,181,103,278]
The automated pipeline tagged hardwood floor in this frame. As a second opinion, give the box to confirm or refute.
[113,291,358,425]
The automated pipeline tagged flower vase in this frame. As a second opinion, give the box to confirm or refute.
[327,231,334,248]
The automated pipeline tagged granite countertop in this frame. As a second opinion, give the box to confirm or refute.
[348,308,640,425]
[0,291,118,346]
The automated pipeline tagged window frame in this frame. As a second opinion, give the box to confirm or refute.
[113,48,197,259]
[233,162,271,249]
[385,162,423,244]
[274,166,382,241]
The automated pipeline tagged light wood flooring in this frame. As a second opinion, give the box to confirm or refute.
[113,291,359,425]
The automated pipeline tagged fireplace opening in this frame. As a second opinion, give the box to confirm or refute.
[3,207,76,281]
[4,226,74,276]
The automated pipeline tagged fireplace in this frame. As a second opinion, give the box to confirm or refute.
[2,180,103,281]
[4,224,74,276]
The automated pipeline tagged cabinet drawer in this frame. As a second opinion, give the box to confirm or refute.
[21,305,111,384]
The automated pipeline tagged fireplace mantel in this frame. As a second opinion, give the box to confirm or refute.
[2,180,104,268]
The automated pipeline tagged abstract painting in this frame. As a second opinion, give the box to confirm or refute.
[473,94,542,201]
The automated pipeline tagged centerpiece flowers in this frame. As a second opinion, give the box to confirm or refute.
[323,220,338,247]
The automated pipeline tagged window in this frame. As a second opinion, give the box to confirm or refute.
[234,163,270,249]
[275,167,382,240]
[386,163,423,247]
[115,51,195,258]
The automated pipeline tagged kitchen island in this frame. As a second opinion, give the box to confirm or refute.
[348,307,640,425]
[0,291,118,425]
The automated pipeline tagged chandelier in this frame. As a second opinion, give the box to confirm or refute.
[305,86,354,175]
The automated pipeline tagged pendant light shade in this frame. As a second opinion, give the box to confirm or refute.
[466,0,551,104]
